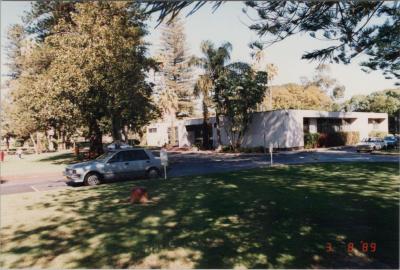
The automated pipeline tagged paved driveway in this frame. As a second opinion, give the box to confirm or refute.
[1,148,398,195]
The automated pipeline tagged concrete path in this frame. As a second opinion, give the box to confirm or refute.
[1,148,398,195]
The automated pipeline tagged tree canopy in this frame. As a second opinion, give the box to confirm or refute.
[193,40,233,149]
[157,15,194,119]
[5,1,158,154]
[217,62,268,149]
[263,83,333,111]
[146,1,400,83]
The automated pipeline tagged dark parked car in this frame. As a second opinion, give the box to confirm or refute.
[384,135,398,148]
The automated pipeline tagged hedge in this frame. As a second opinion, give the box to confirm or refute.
[318,131,360,147]
[368,131,387,138]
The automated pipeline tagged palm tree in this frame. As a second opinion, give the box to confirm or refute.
[192,40,232,149]
[158,87,179,146]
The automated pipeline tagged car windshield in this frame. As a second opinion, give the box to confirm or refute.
[384,136,394,140]
[95,151,115,161]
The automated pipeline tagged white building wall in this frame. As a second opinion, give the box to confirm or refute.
[219,110,299,148]
[146,122,170,146]
[146,110,388,149]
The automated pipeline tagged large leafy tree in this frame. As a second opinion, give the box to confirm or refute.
[5,1,158,155]
[43,1,157,153]
[3,24,73,153]
[156,15,194,146]
[216,62,268,150]
[4,24,26,78]
[147,1,400,83]
[302,64,346,100]
[192,40,232,149]
[158,15,194,118]
[263,83,333,111]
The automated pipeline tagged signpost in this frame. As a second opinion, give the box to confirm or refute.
[160,149,168,180]
[269,143,273,166]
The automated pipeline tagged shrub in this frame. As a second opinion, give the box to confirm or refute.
[318,132,360,147]
[304,133,319,148]
[341,131,360,145]
[368,131,387,138]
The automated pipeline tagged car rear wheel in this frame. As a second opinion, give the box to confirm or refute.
[147,168,160,179]
[84,173,101,186]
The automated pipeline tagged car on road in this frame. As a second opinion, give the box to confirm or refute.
[383,135,398,148]
[356,137,386,152]
[64,148,162,186]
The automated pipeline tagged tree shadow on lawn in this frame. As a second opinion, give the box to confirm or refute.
[2,163,399,268]
[37,152,84,165]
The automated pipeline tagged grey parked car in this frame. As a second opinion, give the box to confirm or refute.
[64,148,162,186]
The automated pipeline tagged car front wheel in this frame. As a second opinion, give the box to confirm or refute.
[147,168,160,179]
[84,173,101,186]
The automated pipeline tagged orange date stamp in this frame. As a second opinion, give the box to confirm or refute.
[326,241,377,253]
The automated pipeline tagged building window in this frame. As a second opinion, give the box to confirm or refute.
[148,128,157,133]
[368,119,380,130]
[317,118,343,133]
[303,118,310,133]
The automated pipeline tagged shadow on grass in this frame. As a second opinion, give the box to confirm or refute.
[1,163,399,268]
[37,152,85,165]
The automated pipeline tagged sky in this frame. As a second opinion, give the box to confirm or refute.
[1,1,397,100]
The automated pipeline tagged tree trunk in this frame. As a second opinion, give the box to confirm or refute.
[111,114,122,142]
[5,136,10,151]
[61,130,66,150]
[36,132,42,154]
[89,121,103,156]
[214,86,224,148]
[30,133,38,154]
[122,125,129,143]
[57,129,63,150]
[201,100,210,150]
[215,110,222,147]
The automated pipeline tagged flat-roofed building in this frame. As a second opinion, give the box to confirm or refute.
[145,110,388,149]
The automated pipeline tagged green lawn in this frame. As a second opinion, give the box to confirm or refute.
[1,151,78,177]
[1,163,398,268]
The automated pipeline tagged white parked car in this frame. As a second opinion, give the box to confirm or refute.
[356,137,386,152]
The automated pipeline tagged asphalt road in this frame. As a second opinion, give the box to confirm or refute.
[1,148,398,195]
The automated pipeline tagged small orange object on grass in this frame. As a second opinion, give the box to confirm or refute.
[129,187,149,204]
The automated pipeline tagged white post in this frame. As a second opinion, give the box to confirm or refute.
[160,148,168,180]
[269,142,273,166]
[263,133,267,160]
